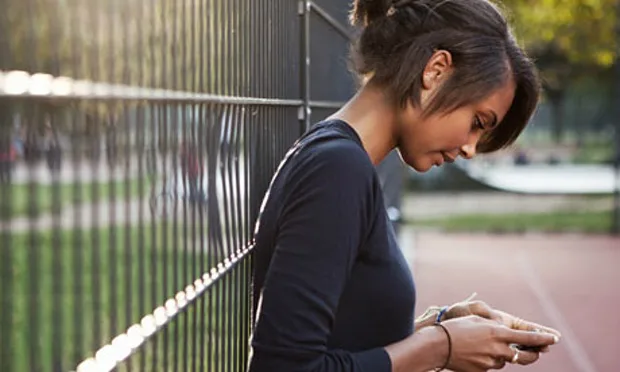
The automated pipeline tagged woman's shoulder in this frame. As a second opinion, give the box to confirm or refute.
[293,119,374,177]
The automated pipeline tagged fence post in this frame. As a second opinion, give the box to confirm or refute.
[613,0,620,235]
[299,0,311,133]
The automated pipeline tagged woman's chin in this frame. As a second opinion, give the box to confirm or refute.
[397,150,435,173]
[407,159,434,173]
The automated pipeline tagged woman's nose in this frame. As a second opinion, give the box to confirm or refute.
[460,144,477,159]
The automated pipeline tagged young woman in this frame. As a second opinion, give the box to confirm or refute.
[248,0,562,371]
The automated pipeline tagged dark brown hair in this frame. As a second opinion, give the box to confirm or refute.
[350,0,540,153]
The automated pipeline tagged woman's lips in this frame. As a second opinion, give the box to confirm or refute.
[441,152,456,164]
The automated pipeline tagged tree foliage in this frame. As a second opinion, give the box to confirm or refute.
[501,0,617,94]
[2,0,244,134]
[3,0,239,90]
[500,0,618,141]
[503,0,617,68]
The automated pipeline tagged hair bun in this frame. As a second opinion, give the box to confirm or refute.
[350,0,392,27]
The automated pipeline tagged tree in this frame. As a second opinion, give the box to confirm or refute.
[501,0,617,142]
[1,0,245,159]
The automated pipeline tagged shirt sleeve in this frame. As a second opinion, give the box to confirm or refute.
[248,140,392,372]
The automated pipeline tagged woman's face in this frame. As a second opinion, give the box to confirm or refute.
[396,52,516,172]
[398,80,515,172]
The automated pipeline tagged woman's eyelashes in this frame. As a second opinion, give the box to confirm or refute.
[472,115,485,131]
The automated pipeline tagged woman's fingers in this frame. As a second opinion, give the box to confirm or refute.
[468,301,494,319]
[491,358,507,370]
[539,345,551,353]
[492,344,539,368]
[517,318,562,338]
[511,348,540,366]
[460,300,562,343]
[497,327,558,348]
[494,309,562,338]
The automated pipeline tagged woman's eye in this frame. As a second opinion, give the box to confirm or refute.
[473,116,485,131]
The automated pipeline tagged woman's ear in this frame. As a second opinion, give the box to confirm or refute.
[421,50,453,90]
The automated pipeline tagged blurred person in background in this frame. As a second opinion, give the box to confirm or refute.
[513,147,530,165]
[248,0,562,371]
[0,137,16,183]
[180,141,201,202]
[44,120,62,173]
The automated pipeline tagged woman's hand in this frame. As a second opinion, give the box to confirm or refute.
[440,315,558,371]
[389,311,558,372]
[443,299,561,352]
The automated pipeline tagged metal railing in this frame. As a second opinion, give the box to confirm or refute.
[0,0,366,371]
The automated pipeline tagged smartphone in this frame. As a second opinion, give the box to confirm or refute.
[514,329,547,353]
[516,344,545,352]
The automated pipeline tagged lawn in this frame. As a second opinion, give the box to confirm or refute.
[409,209,615,234]
[1,223,251,372]
[572,140,615,164]
[1,178,150,220]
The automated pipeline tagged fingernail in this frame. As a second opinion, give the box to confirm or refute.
[553,335,559,344]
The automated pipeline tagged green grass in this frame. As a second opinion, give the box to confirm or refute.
[1,224,251,372]
[409,209,614,233]
[1,178,150,219]
[573,142,615,164]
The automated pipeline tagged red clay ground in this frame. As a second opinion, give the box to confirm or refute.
[400,229,620,372]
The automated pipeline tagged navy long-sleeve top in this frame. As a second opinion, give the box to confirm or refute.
[248,119,417,372]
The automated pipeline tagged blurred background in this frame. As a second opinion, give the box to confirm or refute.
[0,0,618,371]
[400,0,620,235]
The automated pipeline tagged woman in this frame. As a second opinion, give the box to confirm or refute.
[248,0,561,371]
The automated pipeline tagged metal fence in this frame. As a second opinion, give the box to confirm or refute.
[0,0,379,371]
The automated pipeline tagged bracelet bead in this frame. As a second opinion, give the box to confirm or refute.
[435,306,449,323]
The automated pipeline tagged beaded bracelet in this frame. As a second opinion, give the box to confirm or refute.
[435,305,449,323]
[433,322,452,372]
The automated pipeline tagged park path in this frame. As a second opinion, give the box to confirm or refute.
[402,191,613,220]
[10,158,141,185]
[1,199,151,233]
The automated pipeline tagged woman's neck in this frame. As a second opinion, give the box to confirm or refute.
[328,84,400,165]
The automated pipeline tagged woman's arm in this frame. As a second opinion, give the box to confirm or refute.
[385,325,449,372]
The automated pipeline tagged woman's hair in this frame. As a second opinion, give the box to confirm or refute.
[350,0,540,153]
